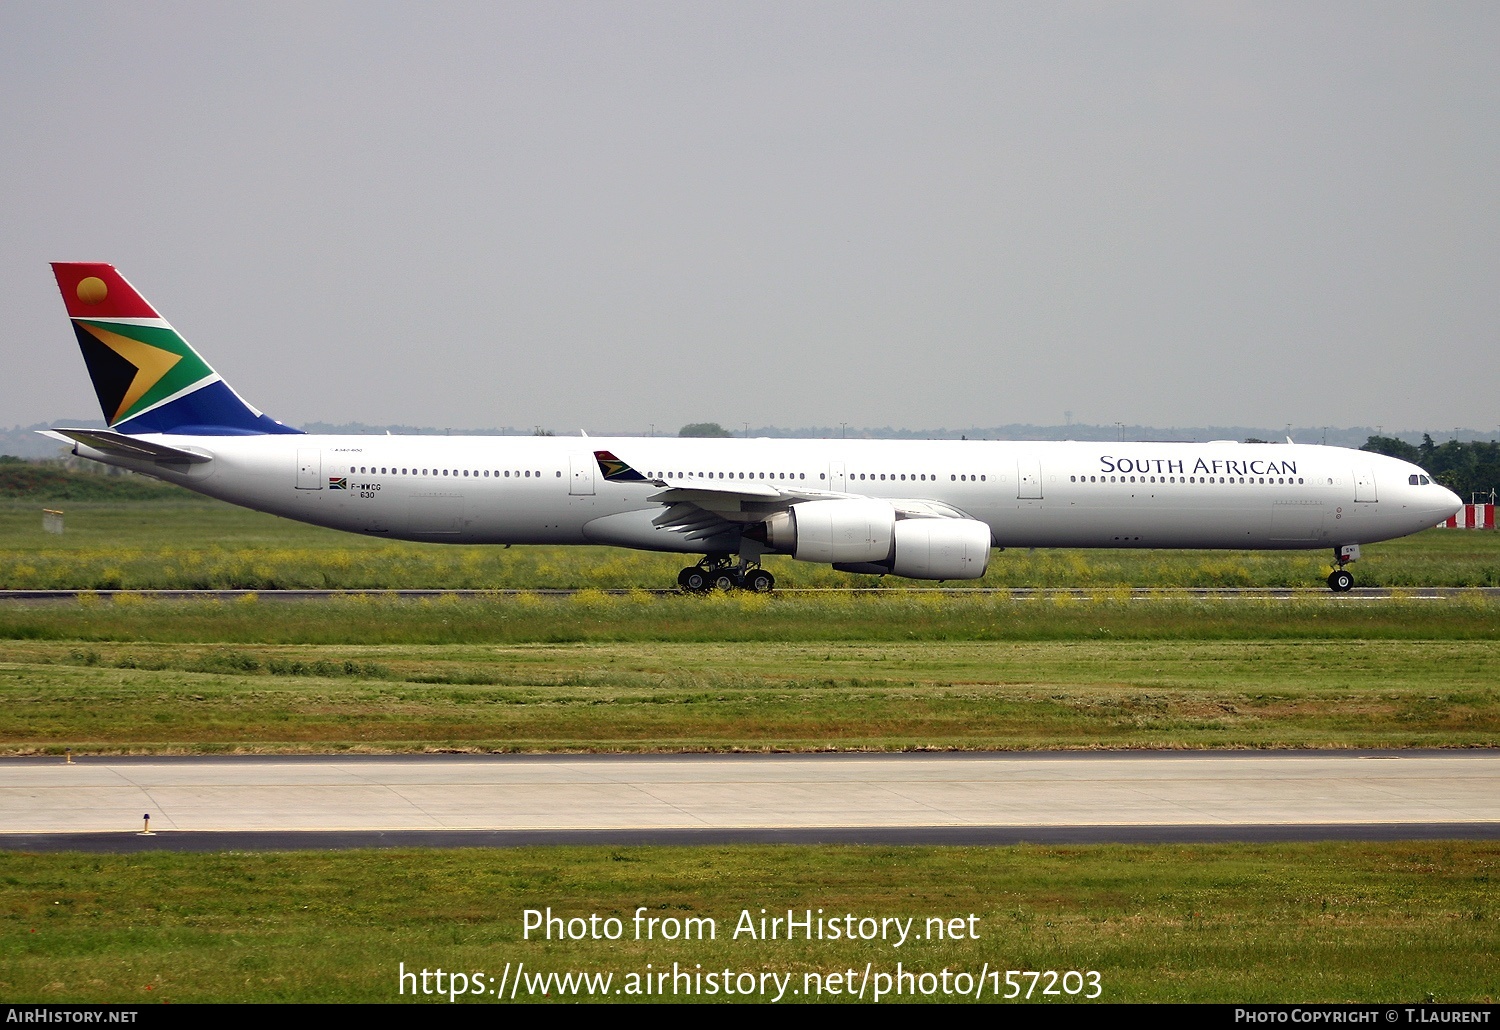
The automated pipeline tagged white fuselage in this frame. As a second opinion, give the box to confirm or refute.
[88,435,1460,555]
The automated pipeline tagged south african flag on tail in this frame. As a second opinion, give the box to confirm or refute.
[51,263,301,437]
[594,450,650,482]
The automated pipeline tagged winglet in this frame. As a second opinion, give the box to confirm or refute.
[594,450,653,483]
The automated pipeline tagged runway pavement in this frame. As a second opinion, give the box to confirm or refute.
[2,586,1498,603]
[3,750,1497,850]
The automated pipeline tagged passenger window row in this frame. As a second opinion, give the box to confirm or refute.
[1069,474,1307,485]
[651,471,808,481]
[645,470,988,485]
[350,466,552,478]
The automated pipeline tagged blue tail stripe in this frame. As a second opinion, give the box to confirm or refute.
[113,380,302,436]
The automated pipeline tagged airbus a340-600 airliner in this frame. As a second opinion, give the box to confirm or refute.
[43,263,1461,593]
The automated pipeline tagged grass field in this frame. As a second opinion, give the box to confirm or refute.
[3,504,1492,756]
[0,595,1496,754]
[5,588,1500,642]
[2,843,1496,1003]
[3,498,1498,589]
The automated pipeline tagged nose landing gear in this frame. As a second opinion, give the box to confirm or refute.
[1327,543,1360,592]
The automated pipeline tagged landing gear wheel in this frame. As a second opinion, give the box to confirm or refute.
[743,569,775,594]
[680,567,710,593]
[711,570,740,592]
[1327,569,1354,593]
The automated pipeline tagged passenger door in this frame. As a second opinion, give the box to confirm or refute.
[569,454,596,496]
[1017,457,1043,499]
[296,449,321,490]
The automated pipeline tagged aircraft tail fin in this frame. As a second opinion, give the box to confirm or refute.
[50,263,300,436]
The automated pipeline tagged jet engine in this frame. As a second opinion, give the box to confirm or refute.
[749,499,992,579]
[881,516,993,579]
[755,498,896,563]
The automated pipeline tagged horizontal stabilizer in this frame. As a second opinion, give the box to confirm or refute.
[41,428,213,464]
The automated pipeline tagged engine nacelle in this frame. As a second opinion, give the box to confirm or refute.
[760,498,896,563]
[755,501,992,579]
[887,517,992,579]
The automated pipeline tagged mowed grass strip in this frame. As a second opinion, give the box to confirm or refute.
[2,591,1499,645]
[2,638,1496,752]
[3,499,1498,589]
[1,843,1496,1003]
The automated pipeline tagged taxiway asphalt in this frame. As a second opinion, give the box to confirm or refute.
[3,750,1497,850]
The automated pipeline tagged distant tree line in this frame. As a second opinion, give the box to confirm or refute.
[679,423,734,438]
[1362,436,1499,502]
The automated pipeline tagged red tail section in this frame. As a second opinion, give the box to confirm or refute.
[51,263,161,320]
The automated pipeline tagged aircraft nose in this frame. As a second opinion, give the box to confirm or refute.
[1439,485,1463,515]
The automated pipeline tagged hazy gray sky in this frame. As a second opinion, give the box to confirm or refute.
[3,2,1496,434]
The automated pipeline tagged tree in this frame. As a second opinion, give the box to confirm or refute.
[678,422,733,438]
[1361,435,1419,462]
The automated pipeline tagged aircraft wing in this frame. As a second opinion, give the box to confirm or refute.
[646,483,832,538]
[593,449,974,541]
[40,428,213,464]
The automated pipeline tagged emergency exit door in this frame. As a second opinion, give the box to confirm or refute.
[828,461,847,493]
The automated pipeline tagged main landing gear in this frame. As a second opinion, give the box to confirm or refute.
[1327,543,1360,593]
[677,557,776,593]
